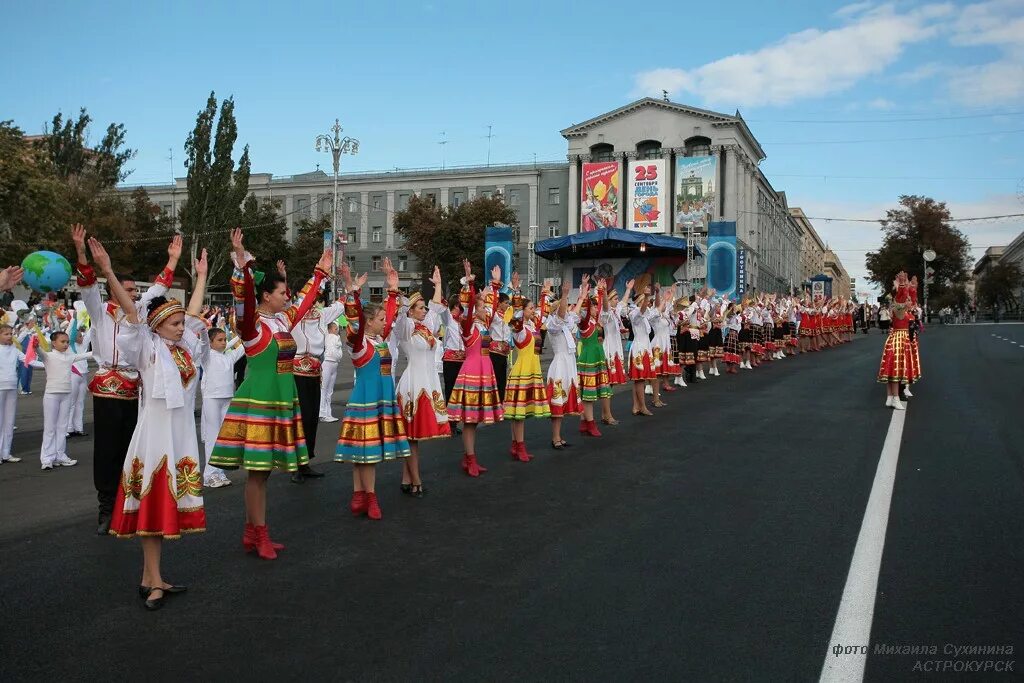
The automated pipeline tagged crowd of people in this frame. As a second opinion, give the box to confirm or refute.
[0,224,918,612]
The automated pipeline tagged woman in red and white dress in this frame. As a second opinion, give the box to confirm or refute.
[546,278,586,449]
[878,272,920,410]
[651,286,680,398]
[390,263,451,498]
[599,280,629,425]
[626,282,658,415]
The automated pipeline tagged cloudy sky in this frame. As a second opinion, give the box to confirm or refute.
[2,0,1022,296]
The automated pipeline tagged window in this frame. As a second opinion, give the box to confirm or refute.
[347,197,358,213]
[397,255,408,272]
[548,221,560,238]
[590,143,614,162]
[452,191,465,208]
[481,190,493,199]
[371,255,382,271]
[346,227,357,244]
[424,192,437,206]
[320,196,332,217]
[398,193,410,210]
[509,188,521,206]
[369,287,383,303]
[548,187,560,205]
[346,255,356,268]
[371,227,382,243]
[295,196,310,218]
[684,136,712,158]
[637,140,663,159]
[372,196,382,211]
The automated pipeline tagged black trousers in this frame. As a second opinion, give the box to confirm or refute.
[93,395,138,513]
[491,353,509,401]
[295,375,321,461]
[443,360,463,402]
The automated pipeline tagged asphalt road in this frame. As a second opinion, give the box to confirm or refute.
[0,324,1021,682]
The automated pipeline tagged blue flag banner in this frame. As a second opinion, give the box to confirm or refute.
[706,221,737,299]
[485,226,514,291]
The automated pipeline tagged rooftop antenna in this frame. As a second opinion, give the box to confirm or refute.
[167,147,174,181]
[486,125,496,166]
[439,131,448,170]
[662,90,670,102]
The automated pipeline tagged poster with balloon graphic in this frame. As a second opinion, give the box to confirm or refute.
[628,158,667,233]
[580,162,619,232]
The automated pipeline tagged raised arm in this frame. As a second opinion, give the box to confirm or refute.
[88,238,138,324]
[186,249,208,316]
[283,248,332,330]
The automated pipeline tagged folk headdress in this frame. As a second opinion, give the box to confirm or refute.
[147,298,185,331]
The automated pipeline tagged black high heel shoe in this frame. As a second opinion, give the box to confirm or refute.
[410,484,425,498]
[142,586,166,611]
[400,483,413,495]
[551,440,564,450]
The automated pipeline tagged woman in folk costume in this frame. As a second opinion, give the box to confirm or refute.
[335,264,411,520]
[877,272,921,410]
[626,282,658,415]
[707,297,726,375]
[737,301,755,369]
[601,281,629,388]
[92,237,209,611]
[447,260,504,477]
[695,295,713,377]
[599,281,630,425]
[722,303,742,373]
[546,277,587,449]
[576,276,612,438]
[651,285,679,395]
[903,277,923,398]
[210,229,332,560]
[504,271,550,462]
[388,262,450,498]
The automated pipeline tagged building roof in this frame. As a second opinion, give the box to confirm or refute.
[535,227,701,261]
[559,98,766,160]
[790,208,825,251]
[973,245,1006,274]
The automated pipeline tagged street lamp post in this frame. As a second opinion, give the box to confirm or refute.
[315,119,359,299]
[922,248,936,322]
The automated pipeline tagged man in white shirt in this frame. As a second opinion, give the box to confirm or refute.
[319,322,343,422]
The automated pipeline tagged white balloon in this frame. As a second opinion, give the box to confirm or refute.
[10,300,27,313]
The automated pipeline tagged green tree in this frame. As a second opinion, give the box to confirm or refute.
[241,194,291,278]
[865,195,971,304]
[977,260,1023,313]
[0,121,69,264]
[393,194,519,296]
[178,92,251,288]
[286,216,330,294]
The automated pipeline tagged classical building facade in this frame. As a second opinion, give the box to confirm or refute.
[122,97,824,296]
[790,207,827,283]
[824,249,851,300]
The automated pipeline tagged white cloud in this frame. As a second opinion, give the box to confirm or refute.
[946,0,1024,104]
[632,4,954,107]
[835,1,875,18]
[868,97,896,109]
[892,62,944,83]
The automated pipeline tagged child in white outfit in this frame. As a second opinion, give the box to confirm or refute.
[319,322,343,422]
[34,331,91,470]
[0,324,26,463]
[66,327,91,437]
[200,327,244,488]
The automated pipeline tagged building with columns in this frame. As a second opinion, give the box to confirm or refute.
[790,207,828,284]
[824,249,851,300]
[123,98,817,297]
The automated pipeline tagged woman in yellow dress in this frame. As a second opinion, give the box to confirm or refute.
[503,272,550,462]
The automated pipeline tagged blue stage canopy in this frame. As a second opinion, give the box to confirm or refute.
[534,228,701,261]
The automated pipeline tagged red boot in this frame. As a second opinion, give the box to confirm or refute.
[253,525,278,560]
[463,454,481,477]
[512,441,531,462]
[510,440,521,460]
[519,441,534,462]
[366,492,382,520]
[243,522,284,552]
[579,419,589,435]
[350,491,368,516]
[585,420,602,437]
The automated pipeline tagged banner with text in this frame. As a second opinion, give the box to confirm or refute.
[737,249,747,298]
[675,155,718,231]
[580,162,619,232]
[628,158,667,233]
[706,221,737,300]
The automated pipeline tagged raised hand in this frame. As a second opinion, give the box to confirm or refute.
[385,264,400,291]
[71,224,86,249]
[354,272,369,290]
[167,234,183,264]
[430,265,442,287]
[87,237,113,275]
[0,266,24,292]
[316,248,333,273]
[580,273,590,287]
[625,278,635,290]
[561,280,571,297]
[230,228,245,260]
[195,248,209,277]
[276,260,287,278]
[491,264,501,283]
[340,263,353,291]
[462,259,475,282]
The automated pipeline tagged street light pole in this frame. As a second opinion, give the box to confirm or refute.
[315,119,359,299]
[922,248,936,322]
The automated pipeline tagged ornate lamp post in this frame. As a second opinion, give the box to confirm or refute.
[315,119,359,298]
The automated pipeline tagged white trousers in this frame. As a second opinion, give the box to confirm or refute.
[67,373,88,433]
[320,360,338,418]
[201,396,231,477]
[41,392,71,465]
[0,389,17,458]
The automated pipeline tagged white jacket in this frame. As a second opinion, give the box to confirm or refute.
[0,344,27,390]
[37,348,92,394]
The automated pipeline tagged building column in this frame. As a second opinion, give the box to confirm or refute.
[359,191,369,250]
[283,195,294,240]
[566,154,579,235]
[440,186,450,207]
[385,190,395,250]
[616,153,626,229]
[527,182,538,237]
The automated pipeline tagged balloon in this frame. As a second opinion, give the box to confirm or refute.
[20,251,72,293]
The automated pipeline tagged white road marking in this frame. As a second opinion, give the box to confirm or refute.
[820,408,907,683]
